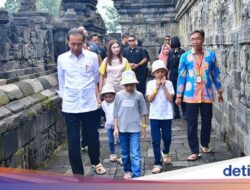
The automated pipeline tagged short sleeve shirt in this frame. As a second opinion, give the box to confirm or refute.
[146,79,175,120]
[99,58,131,92]
[113,90,148,133]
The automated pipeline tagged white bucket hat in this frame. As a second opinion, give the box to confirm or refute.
[101,83,116,95]
[151,60,168,74]
[120,70,139,85]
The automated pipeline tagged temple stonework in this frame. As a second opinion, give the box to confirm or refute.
[0,0,249,169]
[114,0,177,59]
[0,0,106,169]
[115,0,250,156]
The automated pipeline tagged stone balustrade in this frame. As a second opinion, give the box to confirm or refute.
[0,74,65,169]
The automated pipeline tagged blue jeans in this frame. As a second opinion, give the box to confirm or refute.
[119,132,141,178]
[107,128,116,154]
[63,110,100,175]
[150,119,172,165]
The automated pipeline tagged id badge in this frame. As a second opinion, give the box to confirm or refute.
[197,75,202,83]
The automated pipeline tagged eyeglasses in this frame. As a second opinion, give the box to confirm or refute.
[191,37,203,42]
[128,40,135,42]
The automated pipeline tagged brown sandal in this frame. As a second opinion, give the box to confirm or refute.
[92,163,106,175]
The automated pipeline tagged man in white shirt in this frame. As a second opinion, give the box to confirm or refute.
[57,28,106,175]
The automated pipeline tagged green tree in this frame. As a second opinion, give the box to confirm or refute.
[4,0,61,15]
[4,0,21,13]
[101,5,121,33]
[36,0,61,15]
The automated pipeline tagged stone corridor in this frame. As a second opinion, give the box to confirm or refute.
[40,118,233,178]
[0,0,249,175]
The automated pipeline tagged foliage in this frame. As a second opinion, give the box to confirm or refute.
[36,0,61,15]
[4,0,61,15]
[101,5,121,33]
[4,0,20,13]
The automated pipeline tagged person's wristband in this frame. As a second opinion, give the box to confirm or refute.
[142,124,147,128]
[153,89,158,94]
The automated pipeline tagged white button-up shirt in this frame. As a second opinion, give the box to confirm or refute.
[57,50,99,113]
[146,79,175,120]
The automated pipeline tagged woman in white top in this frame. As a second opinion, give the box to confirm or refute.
[99,40,131,92]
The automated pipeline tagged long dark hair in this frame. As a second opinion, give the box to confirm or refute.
[170,36,181,49]
[106,40,123,66]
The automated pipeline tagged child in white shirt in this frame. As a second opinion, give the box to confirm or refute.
[101,83,121,163]
[146,60,175,174]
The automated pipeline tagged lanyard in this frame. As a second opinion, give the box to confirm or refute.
[193,53,204,75]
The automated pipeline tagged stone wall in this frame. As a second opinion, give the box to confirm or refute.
[0,0,106,170]
[0,9,56,84]
[114,0,178,60]
[176,0,250,156]
[60,0,106,37]
[0,74,65,169]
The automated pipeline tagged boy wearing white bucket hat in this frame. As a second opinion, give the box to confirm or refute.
[113,70,148,179]
[101,83,122,164]
[146,60,175,174]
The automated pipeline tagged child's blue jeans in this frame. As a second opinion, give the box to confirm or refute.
[150,119,172,165]
[119,132,141,178]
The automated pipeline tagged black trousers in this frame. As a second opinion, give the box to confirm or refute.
[135,67,148,95]
[186,103,213,154]
[64,109,100,175]
[172,80,186,117]
[81,108,102,147]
